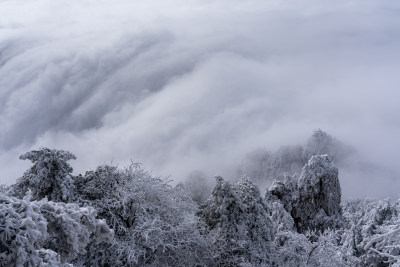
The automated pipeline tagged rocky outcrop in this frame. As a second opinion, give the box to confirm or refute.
[266,155,343,233]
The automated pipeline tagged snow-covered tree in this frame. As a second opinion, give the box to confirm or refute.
[10,148,77,202]
[39,200,113,263]
[197,176,275,266]
[0,194,112,267]
[74,163,212,267]
[273,229,358,266]
[0,184,9,195]
[0,195,51,267]
[341,199,400,266]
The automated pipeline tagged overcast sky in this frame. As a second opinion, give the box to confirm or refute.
[1,0,400,199]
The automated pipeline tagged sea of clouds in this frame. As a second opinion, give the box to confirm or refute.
[1,0,400,199]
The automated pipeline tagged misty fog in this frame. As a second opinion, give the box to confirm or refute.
[1,0,400,199]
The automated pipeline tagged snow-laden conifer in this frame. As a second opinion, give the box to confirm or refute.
[74,163,212,267]
[198,176,274,266]
[342,199,400,265]
[0,195,112,267]
[11,148,76,202]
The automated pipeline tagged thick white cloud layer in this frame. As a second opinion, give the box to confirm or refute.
[1,0,400,199]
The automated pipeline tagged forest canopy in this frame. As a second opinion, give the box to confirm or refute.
[1,132,400,266]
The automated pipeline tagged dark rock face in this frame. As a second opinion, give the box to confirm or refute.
[267,155,343,233]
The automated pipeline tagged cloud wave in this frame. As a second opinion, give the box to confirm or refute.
[1,0,400,198]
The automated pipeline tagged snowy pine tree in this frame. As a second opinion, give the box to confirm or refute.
[10,148,77,202]
[0,195,112,267]
[197,176,275,266]
[74,163,212,267]
[341,199,400,266]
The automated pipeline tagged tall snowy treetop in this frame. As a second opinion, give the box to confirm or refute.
[11,148,77,202]
[19,148,76,163]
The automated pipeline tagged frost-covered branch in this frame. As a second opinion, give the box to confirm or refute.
[0,195,113,266]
